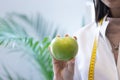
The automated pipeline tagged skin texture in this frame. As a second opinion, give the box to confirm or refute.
[101,0,120,8]
[101,0,120,17]
[101,0,120,64]
[53,58,75,80]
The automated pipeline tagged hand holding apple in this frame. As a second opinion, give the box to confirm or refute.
[49,34,78,61]
[49,34,77,80]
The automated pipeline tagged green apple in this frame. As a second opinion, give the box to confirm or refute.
[50,36,78,61]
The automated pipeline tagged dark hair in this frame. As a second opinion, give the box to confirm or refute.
[93,0,110,22]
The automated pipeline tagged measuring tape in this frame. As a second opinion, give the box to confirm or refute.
[88,19,103,80]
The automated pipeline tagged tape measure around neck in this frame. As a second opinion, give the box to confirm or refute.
[88,37,98,80]
[88,19,103,80]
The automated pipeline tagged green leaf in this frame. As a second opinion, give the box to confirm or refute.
[0,13,64,80]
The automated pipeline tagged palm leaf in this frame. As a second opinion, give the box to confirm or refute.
[5,13,61,40]
[0,13,63,80]
[0,37,53,80]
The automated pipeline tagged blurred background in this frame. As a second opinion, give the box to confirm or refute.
[0,0,94,80]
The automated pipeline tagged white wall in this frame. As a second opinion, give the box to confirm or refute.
[0,0,94,34]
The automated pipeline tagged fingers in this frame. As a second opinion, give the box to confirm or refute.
[73,36,77,40]
[65,34,69,37]
[57,34,69,37]
[61,59,75,80]
[65,34,77,40]
[67,58,75,73]
[53,59,67,74]
[56,34,77,40]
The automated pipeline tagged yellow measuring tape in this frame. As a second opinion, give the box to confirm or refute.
[88,19,103,80]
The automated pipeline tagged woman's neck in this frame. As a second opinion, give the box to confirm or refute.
[110,8,120,18]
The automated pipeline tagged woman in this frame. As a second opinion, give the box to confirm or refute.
[52,0,120,80]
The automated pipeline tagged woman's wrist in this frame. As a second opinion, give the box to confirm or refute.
[54,73,73,80]
[54,75,63,80]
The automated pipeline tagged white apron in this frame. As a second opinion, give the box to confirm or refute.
[73,17,120,80]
